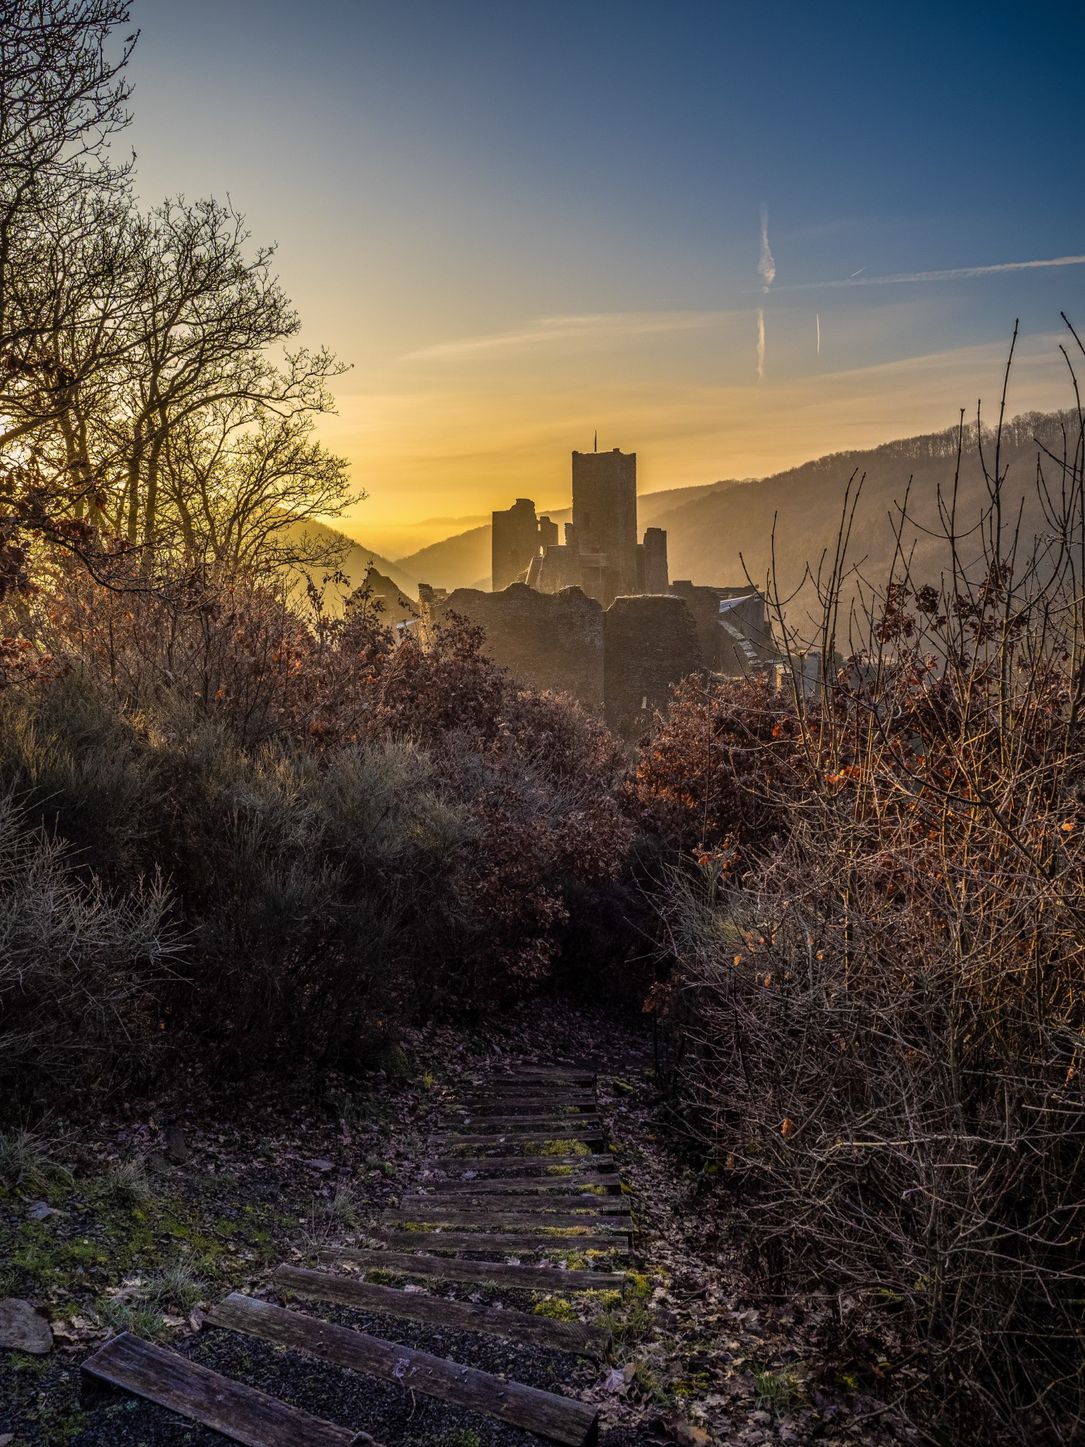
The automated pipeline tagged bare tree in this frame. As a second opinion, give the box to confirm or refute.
[0,1,136,591]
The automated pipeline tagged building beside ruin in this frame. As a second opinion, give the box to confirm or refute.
[417,443,778,737]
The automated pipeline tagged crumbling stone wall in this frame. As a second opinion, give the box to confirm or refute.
[426,582,604,712]
[492,498,541,591]
[669,581,772,673]
[604,594,703,738]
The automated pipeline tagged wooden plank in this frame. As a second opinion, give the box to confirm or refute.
[426,1174,621,1195]
[323,1248,620,1292]
[402,1192,629,1214]
[387,1204,631,1231]
[81,1332,364,1447]
[477,1088,596,1102]
[499,1065,596,1083]
[446,1117,604,1134]
[440,1129,604,1148]
[365,1228,629,1256]
[456,1096,598,1113]
[209,1294,599,1447]
[273,1265,609,1360]
[435,1153,616,1174]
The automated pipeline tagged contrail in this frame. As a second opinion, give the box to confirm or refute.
[758,204,776,292]
[756,308,766,381]
[848,267,866,278]
[815,311,821,356]
[776,253,1085,293]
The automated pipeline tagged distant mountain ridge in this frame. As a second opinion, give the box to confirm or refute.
[390,413,1072,608]
[394,478,741,591]
[283,519,420,606]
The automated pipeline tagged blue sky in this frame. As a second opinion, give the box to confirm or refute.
[126,0,1085,552]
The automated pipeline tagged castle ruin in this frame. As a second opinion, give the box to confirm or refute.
[492,448,670,606]
[419,444,776,737]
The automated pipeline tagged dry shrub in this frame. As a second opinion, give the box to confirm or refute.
[649,333,1085,1443]
[0,789,181,1105]
[0,563,632,1102]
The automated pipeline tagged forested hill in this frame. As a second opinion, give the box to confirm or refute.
[656,411,1077,615]
[393,412,1074,602]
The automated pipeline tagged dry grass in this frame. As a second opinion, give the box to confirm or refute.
[656,328,1085,1445]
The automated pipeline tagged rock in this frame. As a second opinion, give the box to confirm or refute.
[28,1200,59,1221]
[1,1433,15,1445]
[164,1123,189,1163]
[0,1297,53,1355]
[668,1420,714,1447]
[303,1158,334,1173]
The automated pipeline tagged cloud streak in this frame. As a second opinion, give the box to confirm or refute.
[403,309,734,362]
[758,204,776,291]
[779,254,1085,292]
[756,308,766,381]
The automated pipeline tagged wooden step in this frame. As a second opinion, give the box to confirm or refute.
[209,1294,599,1447]
[81,1332,366,1447]
[445,1117,603,1134]
[456,1096,598,1113]
[453,1119,604,1134]
[425,1174,621,1195]
[365,1227,630,1256]
[435,1153,616,1174]
[499,1065,596,1083]
[401,1192,629,1214]
[440,1129,604,1149]
[323,1248,620,1292]
[388,1204,631,1232]
[274,1265,608,1359]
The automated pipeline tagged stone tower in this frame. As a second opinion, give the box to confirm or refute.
[491,497,541,591]
[571,448,639,606]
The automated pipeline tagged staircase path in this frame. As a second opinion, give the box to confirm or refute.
[80,1062,638,1447]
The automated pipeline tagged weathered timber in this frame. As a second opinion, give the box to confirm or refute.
[387,1203,631,1231]
[401,1192,629,1214]
[365,1227,629,1256]
[434,1153,616,1174]
[209,1294,598,1447]
[426,1174,621,1195]
[322,1248,620,1292]
[440,1129,604,1149]
[81,1332,365,1447]
[445,1117,603,1135]
[273,1265,609,1359]
[499,1065,596,1083]
[455,1096,598,1113]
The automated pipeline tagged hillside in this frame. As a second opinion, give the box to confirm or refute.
[655,411,1073,628]
[282,519,419,605]
[395,415,1072,615]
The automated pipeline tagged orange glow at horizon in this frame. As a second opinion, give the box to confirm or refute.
[318,328,1073,558]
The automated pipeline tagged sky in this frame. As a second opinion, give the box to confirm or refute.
[126,0,1085,556]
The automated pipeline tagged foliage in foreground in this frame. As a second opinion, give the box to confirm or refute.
[0,572,631,1108]
[641,376,1085,1444]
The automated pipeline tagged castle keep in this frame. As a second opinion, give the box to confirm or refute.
[419,445,774,736]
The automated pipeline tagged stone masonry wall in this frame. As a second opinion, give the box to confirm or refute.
[430,583,605,712]
[603,594,704,737]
